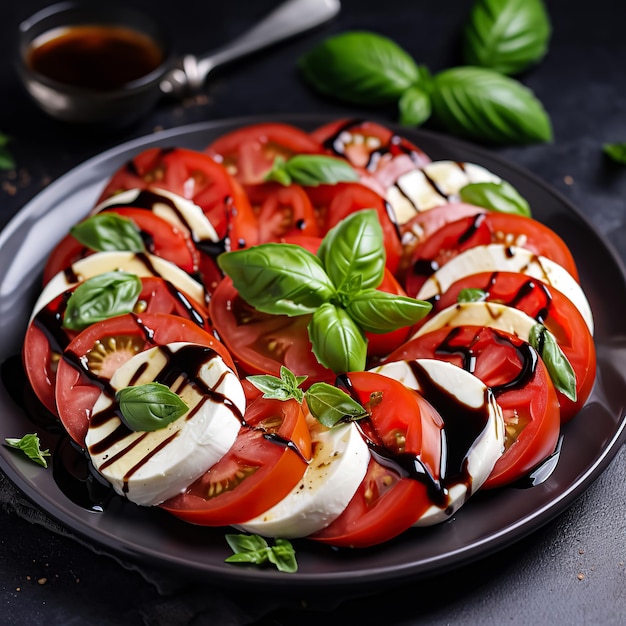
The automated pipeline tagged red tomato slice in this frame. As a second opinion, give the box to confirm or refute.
[205,122,324,185]
[161,396,311,526]
[54,312,232,445]
[387,326,561,489]
[422,271,596,422]
[405,212,580,297]
[310,371,444,548]
[243,182,320,243]
[96,147,258,248]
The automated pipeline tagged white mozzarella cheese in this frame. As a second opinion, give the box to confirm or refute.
[416,244,594,334]
[85,341,244,506]
[31,250,206,320]
[235,418,370,538]
[371,359,504,526]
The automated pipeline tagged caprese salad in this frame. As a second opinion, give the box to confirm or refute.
[15,119,596,562]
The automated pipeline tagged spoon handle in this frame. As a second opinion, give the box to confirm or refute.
[161,0,340,96]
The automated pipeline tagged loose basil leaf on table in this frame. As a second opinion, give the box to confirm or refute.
[0,131,15,170]
[62,271,142,331]
[265,154,359,187]
[459,180,532,216]
[4,433,51,468]
[70,212,146,252]
[463,0,551,75]
[603,143,626,164]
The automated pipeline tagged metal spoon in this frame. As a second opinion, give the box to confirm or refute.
[16,0,341,127]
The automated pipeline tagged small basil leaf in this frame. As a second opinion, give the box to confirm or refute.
[266,154,359,187]
[5,433,50,468]
[265,538,298,573]
[298,31,422,106]
[458,288,487,303]
[218,243,336,316]
[529,324,577,401]
[0,132,15,170]
[603,143,626,165]
[463,0,551,75]
[70,213,145,253]
[459,180,531,217]
[116,383,189,432]
[346,289,432,333]
[246,366,306,403]
[317,210,386,293]
[225,533,269,555]
[308,303,367,373]
[225,534,298,573]
[431,66,552,144]
[398,85,432,127]
[62,271,142,331]
[305,382,368,428]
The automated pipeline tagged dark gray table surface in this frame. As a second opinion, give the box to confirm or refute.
[1,1,626,624]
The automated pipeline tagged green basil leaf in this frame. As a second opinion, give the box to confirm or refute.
[603,143,626,165]
[431,66,552,144]
[5,433,51,468]
[308,303,367,373]
[298,31,422,105]
[463,0,551,75]
[398,85,432,127]
[458,287,487,303]
[317,210,385,293]
[225,534,298,573]
[265,538,298,573]
[304,382,368,428]
[218,243,336,316]
[529,324,577,401]
[70,213,145,253]
[265,154,359,187]
[62,271,142,331]
[246,366,306,403]
[0,132,15,170]
[116,383,189,432]
[346,289,432,333]
[459,180,531,217]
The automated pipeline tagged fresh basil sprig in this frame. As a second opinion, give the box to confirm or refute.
[116,383,189,432]
[218,210,431,373]
[399,85,432,127]
[63,271,142,331]
[265,154,359,187]
[5,433,51,468]
[529,324,577,401]
[247,366,307,403]
[463,0,551,75]
[70,213,145,253]
[225,534,297,573]
[459,180,532,217]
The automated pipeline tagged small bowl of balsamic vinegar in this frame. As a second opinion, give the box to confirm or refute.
[16,1,172,127]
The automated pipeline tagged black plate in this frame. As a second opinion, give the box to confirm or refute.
[1,116,625,588]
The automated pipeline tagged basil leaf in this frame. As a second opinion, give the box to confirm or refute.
[398,85,432,127]
[246,366,307,403]
[218,243,336,316]
[529,324,577,401]
[304,382,367,428]
[225,534,298,573]
[70,213,145,253]
[308,303,367,373]
[265,154,359,187]
[62,271,142,331]
[116,383,189,432]
[266,538,298,574]
[603,143,626,165]
[431,66,552,144]
[0,132,15,170]
[298,31,422,105]
[317,210,386,293]
[5,433,50,468]
[346,289,432,333]
[459,180,531,217]
[458,288,487,303]
[463,0,551,75]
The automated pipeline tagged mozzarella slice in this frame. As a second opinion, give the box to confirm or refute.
[416,244,594,334]
[31,250,206,320]
[388,161,500,225]
[371,359,504,526]
[85,341,244,506]
[235,418,370,538]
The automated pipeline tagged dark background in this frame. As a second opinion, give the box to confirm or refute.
[1,0,626,624]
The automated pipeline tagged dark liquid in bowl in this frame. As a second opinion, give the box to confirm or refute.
[26,24,164,90]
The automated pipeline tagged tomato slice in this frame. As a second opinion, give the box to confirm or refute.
[310,371,444,548]
[96,147,258,248]
[405,212,580,296]
[161,396,311,526]
[387,326,561,489]
[423,271,596,422]
[54,312,233,445]
[205,122,324,185]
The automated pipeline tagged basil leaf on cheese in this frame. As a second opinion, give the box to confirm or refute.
[116,383,189,432]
